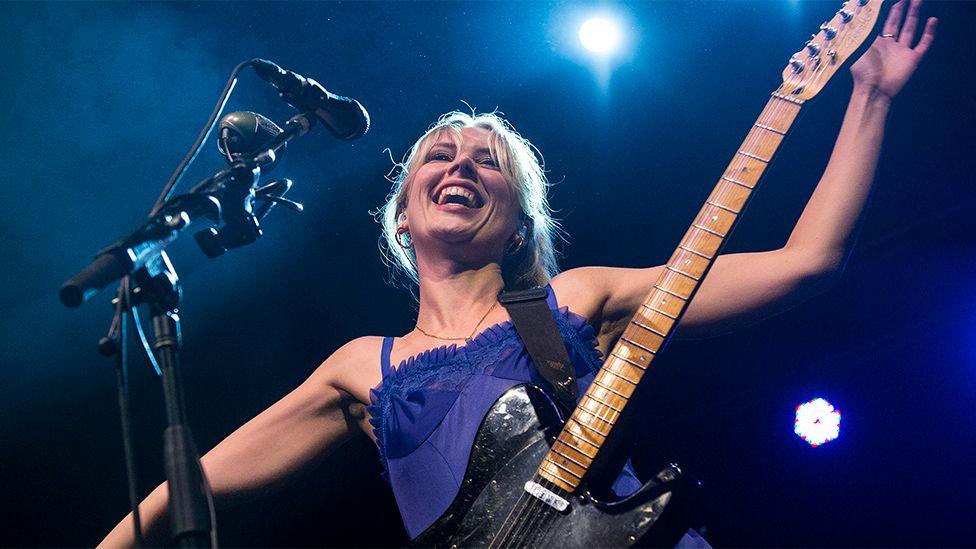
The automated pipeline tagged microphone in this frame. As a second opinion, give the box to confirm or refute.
[217,111,284,169]
[251,59,369,140]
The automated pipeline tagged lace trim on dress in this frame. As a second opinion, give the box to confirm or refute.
[366,306,603,475]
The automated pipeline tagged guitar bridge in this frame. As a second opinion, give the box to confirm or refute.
[524,481,570,512]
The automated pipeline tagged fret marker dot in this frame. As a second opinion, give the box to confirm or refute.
[660,299,667,304]
[711,215,718,222]
[684,259,692,266]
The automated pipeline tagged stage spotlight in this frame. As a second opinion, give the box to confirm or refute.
[794,397,841,447]
[579,17,621,54]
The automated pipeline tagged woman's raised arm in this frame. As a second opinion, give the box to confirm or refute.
[98,336,377,548]
[555,0,936,343]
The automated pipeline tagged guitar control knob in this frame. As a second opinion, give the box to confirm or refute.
[820,23,837,39]
[806,42,821,56]
[838,9,853,23]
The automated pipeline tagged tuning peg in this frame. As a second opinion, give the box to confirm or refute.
[820,23,837,39]
[789,55,805,74]
[805,42,821,56]
[838,9,853,23]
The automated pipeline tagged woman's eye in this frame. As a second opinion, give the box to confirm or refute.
[429,152,452,162]
[479,157,499,168]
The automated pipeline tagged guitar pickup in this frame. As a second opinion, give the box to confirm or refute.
[524,481,570,512]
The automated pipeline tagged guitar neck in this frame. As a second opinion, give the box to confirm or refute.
[538,91,806,493]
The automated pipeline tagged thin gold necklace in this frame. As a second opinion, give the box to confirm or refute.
[415,300,498,343]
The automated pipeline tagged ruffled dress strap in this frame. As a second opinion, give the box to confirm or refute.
[380,336,395,378]
[544,283,559,309]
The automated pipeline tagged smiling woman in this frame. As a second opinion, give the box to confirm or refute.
[98,1,938,544]
[378,111,562,292]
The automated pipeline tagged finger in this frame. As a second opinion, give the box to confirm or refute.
[882,0,907,37]
[898,0,922,43]
[914,17,938,56]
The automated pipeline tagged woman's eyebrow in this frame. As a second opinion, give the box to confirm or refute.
[430,141,492,156]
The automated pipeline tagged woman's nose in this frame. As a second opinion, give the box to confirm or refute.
[447,154,477,180]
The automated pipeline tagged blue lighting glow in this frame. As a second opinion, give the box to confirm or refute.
[794,398,841,447]
[579,17,621,54]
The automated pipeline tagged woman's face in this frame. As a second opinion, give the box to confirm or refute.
[401,126,521,264]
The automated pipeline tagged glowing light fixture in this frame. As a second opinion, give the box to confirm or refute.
[578,17,621,54]
[794,397,841,447]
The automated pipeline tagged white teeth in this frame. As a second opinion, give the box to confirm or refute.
[436,186,477,206]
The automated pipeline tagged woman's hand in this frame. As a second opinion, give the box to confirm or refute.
[850,0,937,100]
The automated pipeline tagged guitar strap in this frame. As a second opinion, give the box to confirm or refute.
[498,287,578,412]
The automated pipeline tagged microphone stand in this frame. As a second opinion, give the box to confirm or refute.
[63,113,315,548]
[130,251,217,549]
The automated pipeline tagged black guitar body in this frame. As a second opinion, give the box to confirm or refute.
[411,385,693,548]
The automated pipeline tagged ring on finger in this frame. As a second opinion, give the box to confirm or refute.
[881,33,896,38]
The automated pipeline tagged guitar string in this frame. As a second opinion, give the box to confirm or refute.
[489,16,870,539]
[535,498,560,546]
[488,487,534,548]
[503,476,545,545]
[494,106,782,547]
[489,15,865,541]
[506,487,546,547]
[505,474,565,546]
[493,413,597,544]
[496,98,784,545]
[515,478,558,544]
[506,474,570,546]
[511,477,560,546]
[502,494,541,547]
[522,491,558,547]
[490,472,551,548]
[541,18,864,533]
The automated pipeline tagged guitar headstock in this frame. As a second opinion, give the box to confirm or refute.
[779,0,884,100]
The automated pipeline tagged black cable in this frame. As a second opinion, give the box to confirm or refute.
[131,303,162,376]
[116,277,146,546]
[148,59,257,218]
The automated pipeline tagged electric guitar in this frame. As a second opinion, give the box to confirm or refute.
[413,2,883,546]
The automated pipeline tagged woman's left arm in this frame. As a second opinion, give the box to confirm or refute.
[556,0,937,341]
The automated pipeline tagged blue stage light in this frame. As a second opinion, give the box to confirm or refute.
[579,17,621,54]
[794,397,841,447]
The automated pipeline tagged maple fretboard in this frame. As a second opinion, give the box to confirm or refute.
[538,92,805,492]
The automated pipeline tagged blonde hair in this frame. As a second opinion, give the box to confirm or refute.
[377,111,562,291]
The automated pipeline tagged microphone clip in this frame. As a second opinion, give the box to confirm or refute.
[194,177,302,258]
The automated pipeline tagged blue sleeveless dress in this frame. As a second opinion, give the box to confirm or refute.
[366,285,643,538]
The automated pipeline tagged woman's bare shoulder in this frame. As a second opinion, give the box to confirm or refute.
[310,335,386,406]
[549,267,611,323]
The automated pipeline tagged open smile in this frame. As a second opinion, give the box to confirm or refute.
[431,183,484,209]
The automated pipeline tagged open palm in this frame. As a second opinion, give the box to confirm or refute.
[850,0,937,99]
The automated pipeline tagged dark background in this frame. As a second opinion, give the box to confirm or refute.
[2,1,974,546]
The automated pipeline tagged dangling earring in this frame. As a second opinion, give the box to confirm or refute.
[395,227,413,250]
[508,222,528,254]
[395,212,413,249]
